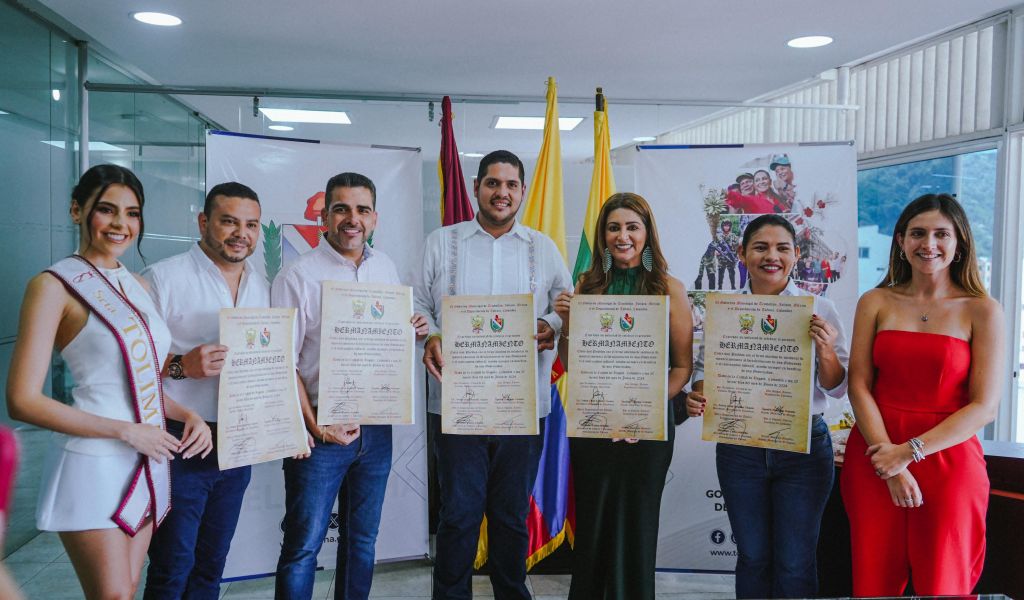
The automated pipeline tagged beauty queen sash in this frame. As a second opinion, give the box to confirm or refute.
[46,255,171,535]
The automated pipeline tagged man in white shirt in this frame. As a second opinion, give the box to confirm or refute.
[142,182,269,599]
[272,172,428,600]
[414,150,572,600]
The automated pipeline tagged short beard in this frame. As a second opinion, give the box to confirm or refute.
[478,207,517,230]
[202,236,251,264]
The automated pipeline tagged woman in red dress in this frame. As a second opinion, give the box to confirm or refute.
[840,193,1005,596]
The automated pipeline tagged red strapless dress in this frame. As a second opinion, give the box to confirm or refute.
[840,330,987,596]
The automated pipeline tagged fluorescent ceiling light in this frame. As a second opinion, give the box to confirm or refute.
[43,140,127,152]
[460,152,485,158]
[0,110,8,115]
[133,12,182,26]
[492,116,583,131]
[268,125,294,131]
[51,89,60,101]
[633,136,657,142]
[787,35,833,49]
[259,108,351,124]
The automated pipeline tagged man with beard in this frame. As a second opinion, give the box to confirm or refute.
[142,182,269,599]
[272,172,429,600]
[415,150,572,599]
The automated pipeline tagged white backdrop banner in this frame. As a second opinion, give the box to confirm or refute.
[636,142,858,571]
[206,131,429,579]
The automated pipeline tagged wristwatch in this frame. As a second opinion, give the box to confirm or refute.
[168,355,186,380]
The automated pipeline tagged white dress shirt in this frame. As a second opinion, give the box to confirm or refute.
[692,279,849,415]
[142,243,271,422]
[413,218,574,417]
[271,241,401,407]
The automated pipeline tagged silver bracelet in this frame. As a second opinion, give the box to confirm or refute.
[907,437,925,462]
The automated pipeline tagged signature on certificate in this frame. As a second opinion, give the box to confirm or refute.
[727,391,744,415]
[328,401,357,417]
[716,418,748,436]
[579,413,608,428]
[496,415,521,432]
[455,413,484,427]
[623,418,647,437]
[229,436,256,457]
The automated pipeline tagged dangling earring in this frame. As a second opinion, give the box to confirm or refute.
[954,252,962,263]
[641,246,654,272]
[898,250,906,261]
[602,248,612,273]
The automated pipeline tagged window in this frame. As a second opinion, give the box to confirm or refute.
[856,148,998,294]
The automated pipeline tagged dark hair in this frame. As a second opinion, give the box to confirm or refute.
[740,214,796,248]
[757,167,786,207]
[476,150,525,185]
[576,192,669,296]
[204,182,260,216]
[72,164,146,255]
[877,193,986,297]
[735,173,754,184]
[325,172,376,209]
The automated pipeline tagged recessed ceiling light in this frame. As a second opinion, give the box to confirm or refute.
[633,136,657,143]
[492,116,583,131]
[42,140,127,152]
[51,89,60,101]
[133,12,182,26]
[259,108,351,124]
[787,35,833,49]
[268,125,294,132]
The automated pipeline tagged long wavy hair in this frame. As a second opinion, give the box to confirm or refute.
[576,192,669,296]
[877,193,986,297]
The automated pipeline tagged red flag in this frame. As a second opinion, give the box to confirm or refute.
[439,96,474,226]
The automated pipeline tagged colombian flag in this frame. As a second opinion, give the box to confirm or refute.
[572,93,616,280]
[522,77,573,569]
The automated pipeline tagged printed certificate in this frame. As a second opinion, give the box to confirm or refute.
[701,293,815,453]
[565,295,670,440]
[441,294,537,435]
[217,308,309,469]
[316,282,415,426]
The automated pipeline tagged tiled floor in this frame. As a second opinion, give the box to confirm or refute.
[3,428,737,599]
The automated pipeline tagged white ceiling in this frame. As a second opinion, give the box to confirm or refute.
[35,0,1019,160]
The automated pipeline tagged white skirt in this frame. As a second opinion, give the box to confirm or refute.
[36,433,142,531]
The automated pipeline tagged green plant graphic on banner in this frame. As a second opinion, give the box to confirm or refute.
[263,220,282,282]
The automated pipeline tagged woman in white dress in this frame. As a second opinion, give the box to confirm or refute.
[6,164,212,599]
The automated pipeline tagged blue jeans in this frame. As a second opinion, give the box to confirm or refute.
[144,420,251,600]
[430,413,544,600]
[275,425,392,600]
[716,415,834,599]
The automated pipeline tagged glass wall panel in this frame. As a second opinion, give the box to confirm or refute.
[87,55,207,271]
[0,2,77,424]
